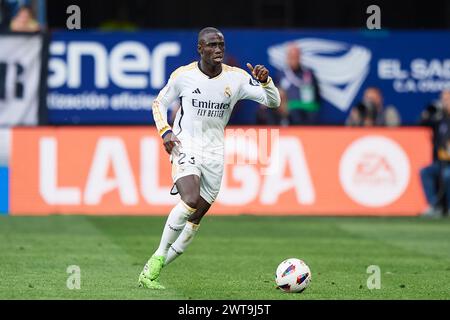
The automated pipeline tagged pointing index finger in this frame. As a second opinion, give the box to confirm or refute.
[246,63,254,72]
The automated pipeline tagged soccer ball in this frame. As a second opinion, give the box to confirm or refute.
[275,258,311,293]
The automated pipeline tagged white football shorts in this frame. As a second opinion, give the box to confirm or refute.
[170,146,224,204]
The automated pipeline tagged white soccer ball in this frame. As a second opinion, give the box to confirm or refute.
[275,258,312,293]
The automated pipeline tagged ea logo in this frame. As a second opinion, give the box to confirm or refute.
[339,136,410,207]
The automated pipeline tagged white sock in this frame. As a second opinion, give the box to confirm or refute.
[165,221,200,266]
[153,201,196,257]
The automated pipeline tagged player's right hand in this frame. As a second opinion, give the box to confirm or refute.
[163,131,181,155]
[246,63,269,83]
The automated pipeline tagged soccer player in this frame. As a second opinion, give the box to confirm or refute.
[139,27,281,289]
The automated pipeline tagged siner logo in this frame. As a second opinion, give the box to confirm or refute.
[339,136,410,207]
[268,38,371,112]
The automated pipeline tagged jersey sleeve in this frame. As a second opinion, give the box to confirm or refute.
[152,74,181,137]
[237,71,281,108]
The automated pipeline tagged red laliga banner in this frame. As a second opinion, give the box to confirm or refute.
[10,127,431,216]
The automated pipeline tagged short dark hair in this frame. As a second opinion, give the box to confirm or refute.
[198,27,222,43]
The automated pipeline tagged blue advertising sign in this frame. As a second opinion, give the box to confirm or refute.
[0,167,8,214]
[48,30,450,125]
[48,31,197,124]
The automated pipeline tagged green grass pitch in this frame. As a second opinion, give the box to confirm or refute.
[0,215,449,299]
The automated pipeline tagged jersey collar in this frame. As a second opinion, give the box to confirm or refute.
[196,61,223,80]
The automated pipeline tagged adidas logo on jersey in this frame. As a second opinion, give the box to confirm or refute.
[192,88,201,94]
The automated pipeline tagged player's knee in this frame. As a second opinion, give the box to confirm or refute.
[181,193,200,210]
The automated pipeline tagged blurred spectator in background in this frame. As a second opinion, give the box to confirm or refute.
[346,86,401,127]
[419,89,450,218]
[257,43,321,126]
[9,5,40,32]
[420,95,445,160]
[1,0,32,30]
[279,44,321,125]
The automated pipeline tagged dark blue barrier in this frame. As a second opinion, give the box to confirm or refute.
[47,30,450,125]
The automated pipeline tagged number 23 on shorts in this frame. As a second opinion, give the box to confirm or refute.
[172,152,196,165]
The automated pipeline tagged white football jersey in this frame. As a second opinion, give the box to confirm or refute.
[152,61,280,156]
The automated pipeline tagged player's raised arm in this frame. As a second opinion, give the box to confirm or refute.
[240,63,281,108]
[152,77,181,155]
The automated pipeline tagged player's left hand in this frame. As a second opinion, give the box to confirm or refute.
[246,63,269,83]
[163,131,181,156]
